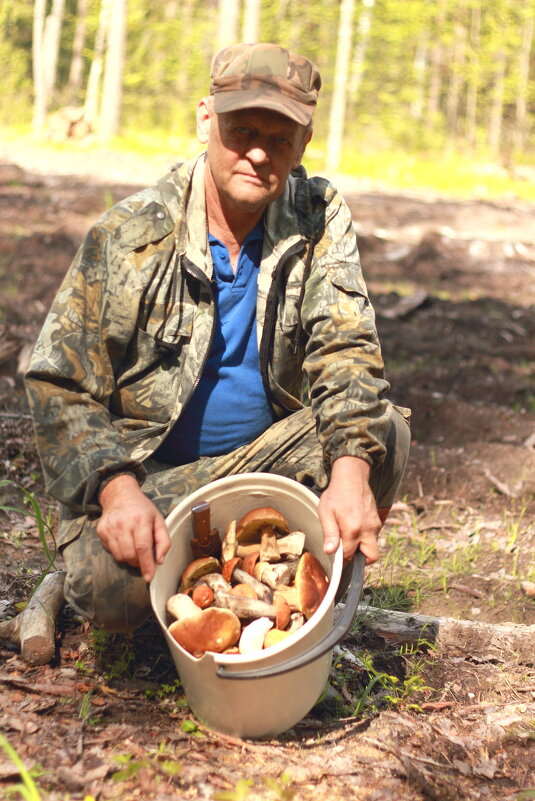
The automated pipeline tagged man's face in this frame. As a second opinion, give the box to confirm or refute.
[199,104,311,217]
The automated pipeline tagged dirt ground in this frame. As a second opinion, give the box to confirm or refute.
[0,146,534,801]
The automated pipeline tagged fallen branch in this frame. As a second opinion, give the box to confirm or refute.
[0,571,66,664]
[355,605,535,665]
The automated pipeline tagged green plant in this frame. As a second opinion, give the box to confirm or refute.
[90,629,135,680]
[112,750,182,784]
[0,480,56,595]
[263,774,295,800]
[213,778,254,801]
[0,735,43,800]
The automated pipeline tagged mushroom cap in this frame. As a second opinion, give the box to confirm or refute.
[169,607,241,657]
[221,555,243,583]
[274,594,291,630]
[192,583,215,609]
[236,506,290,543]
[179,556,221,592]
[264,628,293,649]
[241,550,261,575]
[295,552,330,620]
[229,582,258,600]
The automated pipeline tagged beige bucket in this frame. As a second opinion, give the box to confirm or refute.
[150,473,364,739]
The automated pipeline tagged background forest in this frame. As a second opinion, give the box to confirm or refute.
[1,0,534,190]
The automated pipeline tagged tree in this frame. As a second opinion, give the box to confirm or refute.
[99,0,127,140]
[326,0,355,173]
[84,0,110,125]
[242,0,261,43]
[218,0,239,50]
[67,0,89,101]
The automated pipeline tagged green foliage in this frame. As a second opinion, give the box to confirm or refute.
[1,0,533,161]
[90,629,135,680]
[214,778,254,801]
[0,735,44,801]
[0,480,57,595]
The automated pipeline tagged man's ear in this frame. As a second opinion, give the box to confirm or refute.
[196,98,212,144]
[293,128,313,169]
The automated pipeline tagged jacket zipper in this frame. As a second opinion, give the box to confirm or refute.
[258,239,307,411]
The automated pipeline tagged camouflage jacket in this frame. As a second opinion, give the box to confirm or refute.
[26,154,393,514]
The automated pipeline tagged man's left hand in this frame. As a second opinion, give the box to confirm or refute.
[318,455,381,563]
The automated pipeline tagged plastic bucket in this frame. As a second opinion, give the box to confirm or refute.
[150,473,364,739]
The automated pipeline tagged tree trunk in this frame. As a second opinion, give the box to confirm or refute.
[68,0,89,100]
[348,0,374,101]
[446,8,467,138]
[84,0,111,124]
[488,49,506,155]
[326,0,356,174]
[426,0,448,130]
[411,31,428,120]
[32,0,47,133]
[217,0,240,51]
[42,0,66,101]
[465,0,481,148]
[242,0,261,43]
[513,7,533,152]
[99,0,127,141]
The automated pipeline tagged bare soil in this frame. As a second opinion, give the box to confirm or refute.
[0,148,533,801]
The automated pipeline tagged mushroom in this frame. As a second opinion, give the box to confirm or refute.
[236,506,289,544]
[241,550,261,575]
[196,572,232,595]
[264,629,293,649]
[232,567,272,603]
[287,612,306,633]
[214,593,276,621]
[277,531,306,559]
[239,617,273,654]
[191,584,214,609]
[229,583,258,600]
[274,594,291,630]
[166,593,241,657]
[259,526,280,563]
[294,552,329,620]
[221,519,237,562]
[253,561,294,590]
[179,556,221,592]
[273,585,300,612]
[221,556,243,583]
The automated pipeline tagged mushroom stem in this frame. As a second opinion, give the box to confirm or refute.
[213,593,276,621]
[232,568,272,602]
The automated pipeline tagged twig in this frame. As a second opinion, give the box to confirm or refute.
[0,412,33,419]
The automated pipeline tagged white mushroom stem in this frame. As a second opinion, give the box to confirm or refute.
[277,532,306,559]
[221,519,237,562]
[259,526,280,563]
[167,593,202,621]
[239,617,273,654]
[254,561,295,590]
[232,567,272,602]
[287,612,306,632]
[197,572,232,594]
[213,593,276,620]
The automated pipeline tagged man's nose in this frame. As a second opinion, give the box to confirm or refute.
[246,141,269,164]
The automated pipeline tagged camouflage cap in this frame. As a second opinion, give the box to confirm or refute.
[210,43,322,125]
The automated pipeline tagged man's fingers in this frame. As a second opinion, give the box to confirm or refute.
[153,515,171,565]
[134,524,157,582]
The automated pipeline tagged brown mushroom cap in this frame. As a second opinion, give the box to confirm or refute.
[192,584,215,609]
[221,556,243,584]
[229,583,258,600]
[179,556,221,592]
[241,550,261,576]
[295,552,330,620]
[169,607,241,657]
[236,506,290,544]
[274,594,291,630]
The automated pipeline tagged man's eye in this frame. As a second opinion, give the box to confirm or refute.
[234,126,252,137]
[274,136,292,148]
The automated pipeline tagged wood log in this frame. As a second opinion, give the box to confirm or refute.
[354,605,535,665]
[0,571,66,665]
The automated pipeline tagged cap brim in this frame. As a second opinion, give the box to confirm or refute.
[213,90,314,126]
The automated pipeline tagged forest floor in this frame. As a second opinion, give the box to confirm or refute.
[0,144,534,801]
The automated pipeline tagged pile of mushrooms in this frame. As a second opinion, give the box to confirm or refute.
[166,506,329,658]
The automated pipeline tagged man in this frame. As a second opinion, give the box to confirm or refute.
[26,43,410,633]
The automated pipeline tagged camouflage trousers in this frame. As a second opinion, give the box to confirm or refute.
[60,406,410,633]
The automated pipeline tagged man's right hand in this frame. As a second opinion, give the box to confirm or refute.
[96,474,171,583]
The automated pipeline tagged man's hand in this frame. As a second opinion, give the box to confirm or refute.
[96,474,171,583]
[318,455,381,563]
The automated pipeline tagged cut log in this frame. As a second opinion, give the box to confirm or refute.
[0,571,66,665]
[354,605,535,666]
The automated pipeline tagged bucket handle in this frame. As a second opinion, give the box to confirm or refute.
[215,551,365,680]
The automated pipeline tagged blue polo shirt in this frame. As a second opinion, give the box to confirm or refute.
[154,222,275,465]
